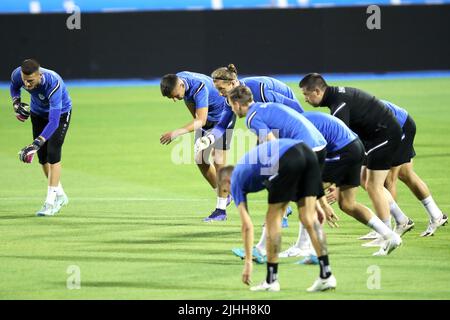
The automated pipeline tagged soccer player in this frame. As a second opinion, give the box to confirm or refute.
[382,100,447,236]
[299,73,404,255]
[218,138,336,292]
[160,71,233,222]
[194,65,304,222]
[10,59,71,216]
[226,85,336,262]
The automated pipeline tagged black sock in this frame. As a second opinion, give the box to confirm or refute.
[318,255,332,279]
[266,262,278,284]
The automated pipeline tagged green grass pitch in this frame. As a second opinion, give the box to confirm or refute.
[0,78,449,299]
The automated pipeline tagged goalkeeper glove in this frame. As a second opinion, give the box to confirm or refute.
[13,98,30,122]
[194,134,215,156]
[18,137,45,163]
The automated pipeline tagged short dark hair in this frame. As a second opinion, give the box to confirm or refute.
[21,59,40,75]
[218,165,234,183]
[228,85,253,105]
[160,74,179,97]
[299,73,328,91]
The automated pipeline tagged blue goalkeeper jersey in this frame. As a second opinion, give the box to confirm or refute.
[210,76,304,140]
[10,67,72,117]
[177,71,226,123]
[381,100,408,128]
[303,111,358,153]
[231,139,303,206]
[245,102,327,151]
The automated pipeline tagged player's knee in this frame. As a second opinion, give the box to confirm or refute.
[338,198,354,213]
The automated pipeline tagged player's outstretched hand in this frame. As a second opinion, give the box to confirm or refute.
[324,183,337,205]
[242,260,253,286]
[18,137,45,163]
[160,132,174,145]
[324,206,340,228]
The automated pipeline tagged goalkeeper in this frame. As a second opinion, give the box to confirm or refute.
[10,59,72,216]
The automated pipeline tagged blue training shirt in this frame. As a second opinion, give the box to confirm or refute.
[10,67,72,140]
[245,102,327,151]
[303,112,357,153]
[382,100,408,128]
[177,71,226,123]
[231,138,303,206]
[210,76,304,140]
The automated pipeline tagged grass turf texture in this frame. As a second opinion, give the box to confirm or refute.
[0,78,449,299]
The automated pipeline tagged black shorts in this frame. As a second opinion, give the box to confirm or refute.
[195,116,237,151]
[265,143,324,204]
[322,139,365,187]
[362,122,402,170]
[31,111,71,165]
[314,147,327,172]
[392,115,416,167]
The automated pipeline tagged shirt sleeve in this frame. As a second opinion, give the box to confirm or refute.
[247,111,271,141]
[265,91,305,113]
[331,102,350,127]
[9,69,22,100]
[40,78,63,140]
[231,171,247,207]
[193,83,208,109]
[210,103,234,140]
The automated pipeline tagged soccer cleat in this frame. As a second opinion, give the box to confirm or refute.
[420,214,448,237]
[252,247,267,264]
[231,247,267,264]
[279,245,315,258]
[55,194,69,210]
[296,255,319,265]
[361,237,385,247]
[36,202,58,217]
[231,248,245,260]
[226,194,233,207]
[203,209,227,222]
[282,206,293,228]
[372,233,402,256]
[394,218,415,237]
[250,280,280,292]
[358,230,380,240]
[306,275,337,292]
[282,216,289,228]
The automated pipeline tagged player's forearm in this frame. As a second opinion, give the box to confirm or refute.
[40,108,61,140]
[239,204,254,262]
[174,118,205,137]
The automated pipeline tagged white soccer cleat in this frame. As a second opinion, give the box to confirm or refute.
[279,245,315,258]
[250,280,280,292]
[36,202,58,217]
[420,214,448,237]
[55,194,69,211]
[358,230,379,240]
[394,218,415,237]
[372,233,402,256]
[361,237,385,247]
[307,275,337,292]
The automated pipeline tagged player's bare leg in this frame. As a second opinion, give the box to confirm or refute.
[385,165,402,201]
[338,186,399,246]
[398,161,448,236]
[297,196,336,292]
